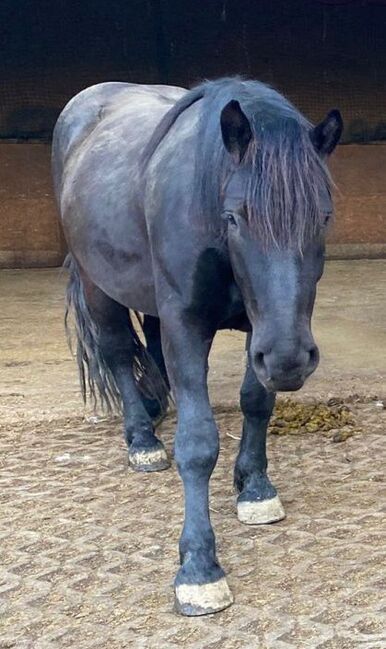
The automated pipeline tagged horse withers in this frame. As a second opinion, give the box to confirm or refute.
[52,78,342,616]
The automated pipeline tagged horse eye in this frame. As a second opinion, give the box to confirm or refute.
[222,211,237,226]
[323,212,332,226]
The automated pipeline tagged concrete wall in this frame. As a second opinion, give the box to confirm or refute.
[0,142,385,268]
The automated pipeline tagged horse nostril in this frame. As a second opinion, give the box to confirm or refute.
[308,346,319,368]
[255,351,266,373]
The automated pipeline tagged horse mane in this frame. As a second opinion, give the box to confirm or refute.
[142,77,332,249]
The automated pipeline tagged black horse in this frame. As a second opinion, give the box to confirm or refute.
[52,77,342,615]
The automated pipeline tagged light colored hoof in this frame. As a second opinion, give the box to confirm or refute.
[237,495,285,525]
[175,577,234,616]
[128,447,170,472]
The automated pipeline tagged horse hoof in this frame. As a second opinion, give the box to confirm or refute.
[237,495,285,525]
[128,446,170,472]
[175,577,234,616]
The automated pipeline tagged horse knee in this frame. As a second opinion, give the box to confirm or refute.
[240,383,274,420]
[175,427,219,476]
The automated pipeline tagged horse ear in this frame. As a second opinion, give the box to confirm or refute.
[220,100,252,163]
[310,109,343,156]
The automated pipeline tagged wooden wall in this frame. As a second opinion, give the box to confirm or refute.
[328,145,386,258]
[0,143,65,267]
[0,142,385,268]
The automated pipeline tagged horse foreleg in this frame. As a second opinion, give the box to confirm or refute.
[160,309,233,616]
[234,333,285,524]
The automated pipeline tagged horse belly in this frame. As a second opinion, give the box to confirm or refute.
[67,219,157,315]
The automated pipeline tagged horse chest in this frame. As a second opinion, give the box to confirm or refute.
[185,248,247,331]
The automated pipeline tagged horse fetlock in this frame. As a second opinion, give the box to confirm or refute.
[141,395,167,425]
[233,462,262,490]
[235,470,276,498]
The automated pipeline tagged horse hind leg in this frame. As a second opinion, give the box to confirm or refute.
[141,315,170,424]
[64,255,170,472]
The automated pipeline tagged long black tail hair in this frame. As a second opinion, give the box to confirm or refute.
[64,254,169,416]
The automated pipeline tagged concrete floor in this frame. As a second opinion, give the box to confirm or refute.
[0,261,385,648]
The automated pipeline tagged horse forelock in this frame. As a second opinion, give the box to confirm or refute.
[241,117,332,249]
[190,78,332,250]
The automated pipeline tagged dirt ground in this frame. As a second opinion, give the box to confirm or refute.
[0,261,385,648]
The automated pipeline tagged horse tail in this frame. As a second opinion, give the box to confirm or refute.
[64,253,169,416]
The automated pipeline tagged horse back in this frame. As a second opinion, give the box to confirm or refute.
[52,82,186,200]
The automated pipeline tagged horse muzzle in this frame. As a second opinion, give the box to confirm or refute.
[252,343,320,392]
